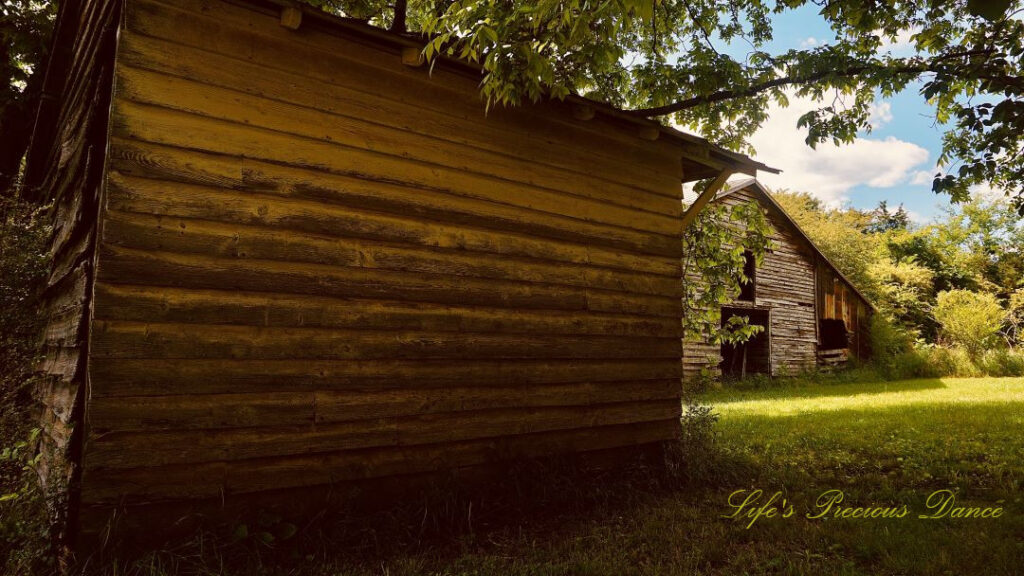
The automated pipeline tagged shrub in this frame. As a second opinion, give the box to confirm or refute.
[0,197,52,573]
[977,348,1024,377]
[868,314,915,378]
[666,374,722,484]
[934,289,1006,357]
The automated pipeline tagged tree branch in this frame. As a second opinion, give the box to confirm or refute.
[626,49,1005,117]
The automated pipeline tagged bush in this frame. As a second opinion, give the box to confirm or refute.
[0,197,52,573]
[867,311,1005,379]
[868,314,915,378]
[934,289,1006,357]
[977,348,1024,377]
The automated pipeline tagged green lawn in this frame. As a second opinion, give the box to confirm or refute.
[69,377,1024,575]
[700,376,1024,575]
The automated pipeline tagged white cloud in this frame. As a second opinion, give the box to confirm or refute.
[877,28,919,55]
[743,93,930,206]
[904,209,928,225]
[868,101,893,129]
[910,170,934,185]
[800,37,819,49]
[969,183,1010,202]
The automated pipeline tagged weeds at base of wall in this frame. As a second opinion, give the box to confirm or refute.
[65,380,732,574]
[76,425,736,576]
[1,198,54,573]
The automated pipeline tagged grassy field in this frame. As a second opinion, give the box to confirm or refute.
[408,377,1022,576]
[9,376,1024,575]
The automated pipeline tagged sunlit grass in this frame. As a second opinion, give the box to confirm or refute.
[709,376,1024,416]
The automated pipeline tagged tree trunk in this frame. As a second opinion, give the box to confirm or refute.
[0,49,47,199]
[390,0,408,33]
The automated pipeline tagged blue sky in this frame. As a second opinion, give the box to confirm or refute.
[705,5,955,222]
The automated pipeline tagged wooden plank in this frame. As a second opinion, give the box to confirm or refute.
[95,245,682,317]
[114,31,681,200]
[126,0,683,180]
[90,319,681,361]
[100,210,682,297]
[87,379,679,432]
[681,171,732,231]
[108,100,683,238]
[84,399,681,469]
[78,419,680,504]
[88,357,681,397]
[106,144,682,273]
[93,284,682,338]
[114,63,682,217]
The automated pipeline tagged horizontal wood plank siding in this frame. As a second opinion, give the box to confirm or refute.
[78,0,685,530]
[682,187,818,378]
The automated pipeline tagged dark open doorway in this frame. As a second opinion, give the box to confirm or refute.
[737,250,756,302]
[721,307,770,378]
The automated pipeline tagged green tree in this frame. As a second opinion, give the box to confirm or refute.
[681,199,773,346]
[865,201,910,234]
[931,196,1024,298]
[934,289,1006,356]
[0,0,57,194]
[415,0,1024,211]
[869,257,938,340]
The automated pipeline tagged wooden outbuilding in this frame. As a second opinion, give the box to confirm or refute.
[682,180,874,379]
[23,0,773,545]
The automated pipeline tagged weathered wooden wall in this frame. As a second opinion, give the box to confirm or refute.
[816,262,872,360]
[75,0,687,538]
[23,0,120,546]
[682,187,818,378]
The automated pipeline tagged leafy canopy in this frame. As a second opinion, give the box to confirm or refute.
[312,0,1024,213]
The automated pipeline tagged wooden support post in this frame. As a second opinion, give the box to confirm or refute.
[280,5,303,30]
[401,47,425,67]
[680,169,732,231]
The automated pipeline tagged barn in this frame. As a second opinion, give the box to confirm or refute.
[682,180,875,379]
[23,0,774,545]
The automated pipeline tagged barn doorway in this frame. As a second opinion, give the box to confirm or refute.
[720,307,770,378]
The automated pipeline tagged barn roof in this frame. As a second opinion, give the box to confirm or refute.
[245,0,777,183]
[715,178,877,311]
